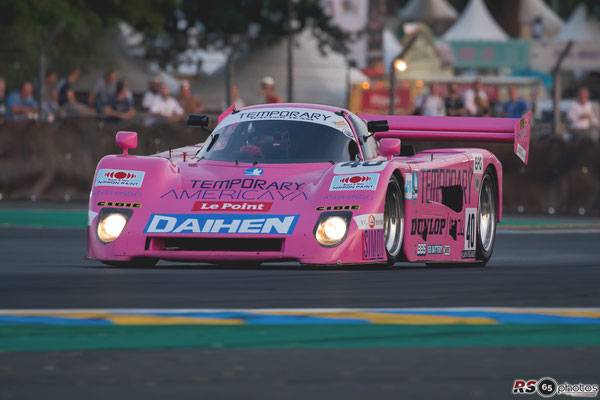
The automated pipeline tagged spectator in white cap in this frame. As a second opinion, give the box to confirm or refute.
[260,76,281,104]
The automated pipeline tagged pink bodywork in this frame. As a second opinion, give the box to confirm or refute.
[88,104,530,265]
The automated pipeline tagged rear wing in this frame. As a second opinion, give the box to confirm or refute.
[358,112,531,165]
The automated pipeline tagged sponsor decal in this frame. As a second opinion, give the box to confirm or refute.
[404,173,413,200]
[92,190,141,197]
[193,201,272,212]
[191,179,303,191]
[474,175,480,192]
[443,245,451,256]
[464,208,477,254]
[516,143,527,163]
[334,120,347,126]
[473,153,483,175]
[330,174,379,191]
[162,189,307,201]
[448,215,465,241]
[244,167,264,176]
[333,161,387,174]
[97,201,141,208]
[410,218,446,241]
[323,194,374,201]
[417,243,426,256]
[144,214,299,235]
[461,250,476,259]
[404,171,419,200]
[95,169,145,188]
[353,213,384,230]
[315,205,360,211]
[427,244,443,255]
[420,168,472,205]
[362,229,385,261]
[237,110,331,122]
[163,180,307,202]
[88,210,98,226]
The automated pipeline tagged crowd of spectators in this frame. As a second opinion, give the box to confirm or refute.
[413,80,530,119]
[0,69,219,126]
[2,69,596,140]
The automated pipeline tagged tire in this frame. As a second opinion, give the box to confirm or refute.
[473,169,497,267]
[101,257,159,268]
[383,175,405,267]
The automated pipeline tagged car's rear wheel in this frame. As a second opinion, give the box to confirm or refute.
[383,175,404,267]
[100,257,158,268]
[474,170,497,267]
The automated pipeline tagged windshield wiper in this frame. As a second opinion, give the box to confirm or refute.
[253,161,259,166]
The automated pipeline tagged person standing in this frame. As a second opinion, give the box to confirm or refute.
[260,76,281,104]
[5,81,38,120]
[142,76,161,111]
[463,79,488,116]
[104,79,136,122]
[149,83,184,123]
[177,80,204,115]
[568,87,599,141]
[503,86,529,118]
[413,82,446,116]
[89,70,117,113]
[58,68,96,117]
[444,83,466,116]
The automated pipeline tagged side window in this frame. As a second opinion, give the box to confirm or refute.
[348,114,378,160]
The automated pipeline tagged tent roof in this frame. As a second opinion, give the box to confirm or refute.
[554,3,600,42]
[193,29,367,110]
[519,0,564,35]
[443,0,509,42]
[399,0,458,21]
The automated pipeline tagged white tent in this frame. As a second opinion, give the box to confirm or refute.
[194,29,368,110]
[554,3,600,43]
[399,0,458,22]
[443,0,509,41]
[519,0,564,38]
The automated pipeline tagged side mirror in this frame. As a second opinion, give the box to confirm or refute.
[116,131,137,155]
[187,114,209,127]
[367,120,389,133]
[379,138,401,160]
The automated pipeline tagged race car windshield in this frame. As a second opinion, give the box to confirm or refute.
[197,120,358,164]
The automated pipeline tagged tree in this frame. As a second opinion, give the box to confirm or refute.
[0,0,175,87]
[148,0,351,103]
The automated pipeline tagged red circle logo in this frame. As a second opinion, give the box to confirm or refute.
[368,215,376,228]
[114,171,127,179]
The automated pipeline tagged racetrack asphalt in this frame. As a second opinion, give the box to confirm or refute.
[0,226,599,399]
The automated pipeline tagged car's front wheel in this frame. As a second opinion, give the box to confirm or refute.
[384,175,404,267]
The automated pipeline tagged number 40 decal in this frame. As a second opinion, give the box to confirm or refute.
[464,208,477,251]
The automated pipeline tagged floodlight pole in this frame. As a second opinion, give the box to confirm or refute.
[389,58,398,115]
[551,40,573,136]
[286,0,294,103]
[38,22,64,121]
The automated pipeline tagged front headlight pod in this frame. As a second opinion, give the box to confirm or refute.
[313,211,352,247]
[96,208,133,244]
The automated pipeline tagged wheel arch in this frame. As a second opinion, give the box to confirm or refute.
[484,162,502,223]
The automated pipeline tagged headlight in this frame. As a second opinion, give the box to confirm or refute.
[314,212,351,247]
[97,209,132,243]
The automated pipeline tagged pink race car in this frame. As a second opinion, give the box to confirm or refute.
[88,103,530,267]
